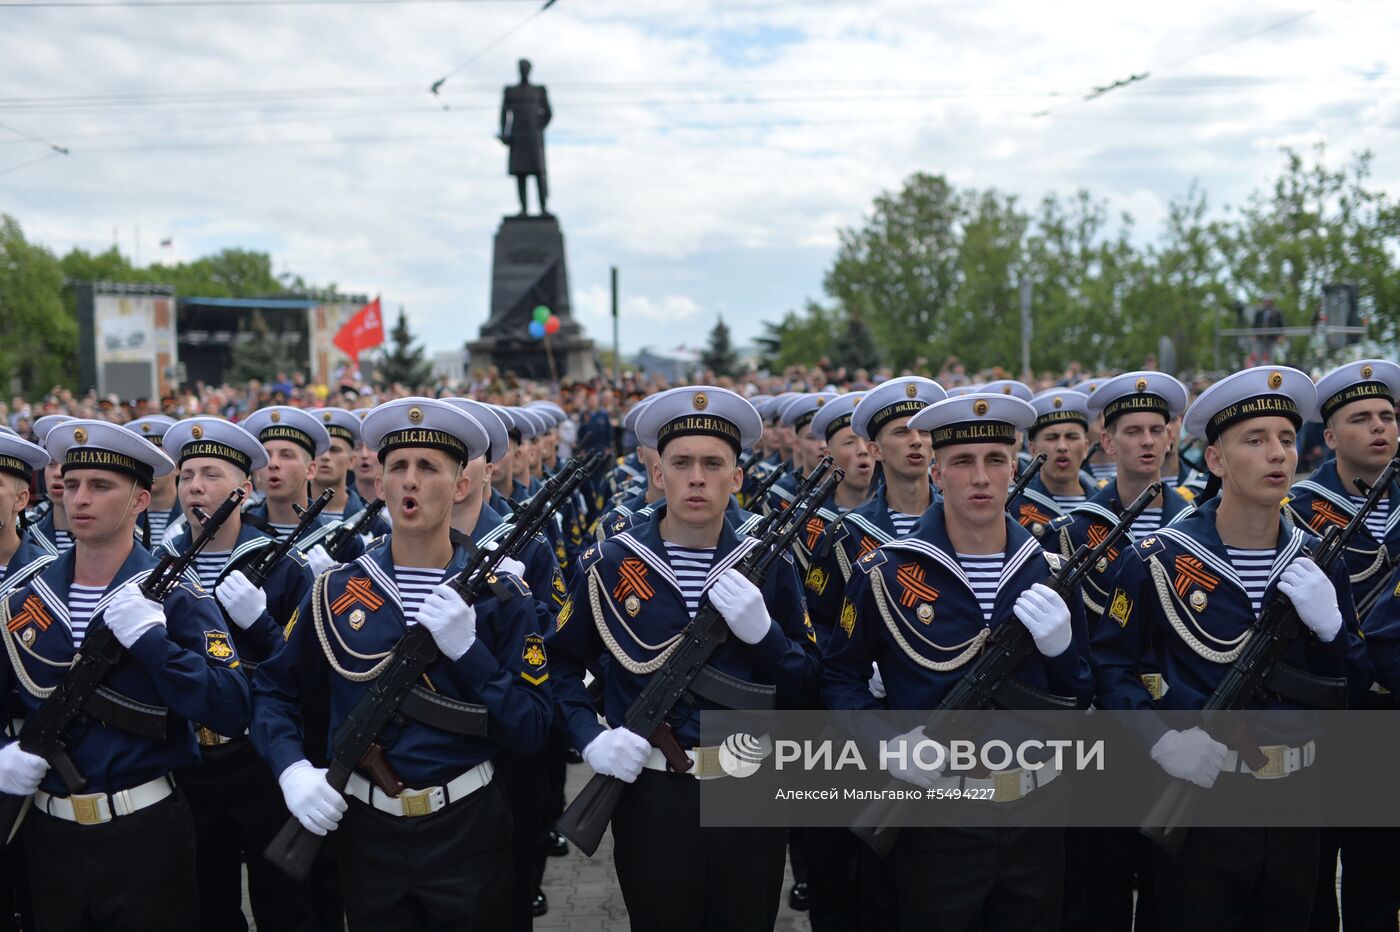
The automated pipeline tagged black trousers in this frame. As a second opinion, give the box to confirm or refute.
[610,769,786,932]
[803,826,857,931]
[895,822,1064,932]
[24,787,197,932]
[1309,827,1400,932]
[1154,826,1318,932]
[1060,828,1156,932]
[496,748,545,931]
[178,738,316,932]
[336,777,512,932]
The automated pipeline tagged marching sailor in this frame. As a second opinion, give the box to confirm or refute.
[1008,390,1097,539]
[251,397,552,931]
[1093,366,1371,930]
[124,415,181,549]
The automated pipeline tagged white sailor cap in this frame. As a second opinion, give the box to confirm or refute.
[636,386,761,454]
[32,415,74,449]
[1313,359,1400,422]
[908,393,1036,450]
[810,392,866,443]
[1184,366,1316,443]
[125,415,177,448]
[362,397,490,464]
[243,406,331,459]
[945,384,983,398]
[781,392,840,433]
[510,406,549,441]
[622,398,653,435]
[748,394,773,415]
[764,392,803,424]
[46,419,175,488]
[1028,390,1092,438]
[852,377,948,441]
[164,417,269,475]
[443,398,510,465]
[1070,377,1107,397]
[1089,371,1188,426]
[311,408,362,447]
[0,426,17,438]
[526,401,567,428]
[0,433,51,483]
[981,379,1033,401]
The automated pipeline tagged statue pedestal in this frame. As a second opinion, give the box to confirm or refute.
[467,215,595,381]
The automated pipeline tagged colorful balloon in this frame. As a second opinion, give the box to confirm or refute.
[528,320,546,339]
[532,305,551,324]
[544,315,561,335]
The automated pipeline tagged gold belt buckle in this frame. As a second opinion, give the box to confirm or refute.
[692,746,723,778]
[70,794,104,825]
[196,726,222,746]
[399,788,433,817]
[1254,746,1285,779]
[992,770,1024,802]
[1140,673,1166,701]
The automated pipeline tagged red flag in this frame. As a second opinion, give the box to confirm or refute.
[333,297,384,364]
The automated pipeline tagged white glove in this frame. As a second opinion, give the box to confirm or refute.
[215,570,266,630]
[414,584,477,661]
[0,742,48,796]
[1150,727,1228,789]
[1014,583,1072,658]
[708,568,772,645]
[1278,558,1343,643]
[277,760,346,836]
[883,726,945,789]
[304,544,336,577]
[868,662,886,699]
[582,727,651,783]
[105,581,166,648]
[483,542,526,579]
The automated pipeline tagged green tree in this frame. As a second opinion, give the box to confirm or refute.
[824,173,965,369]
[0,215,78,394]
[700,315,740,376]
[831,313,881,371]
[374,307,432,387]
[754,302,838,371]
[225,310,304,384]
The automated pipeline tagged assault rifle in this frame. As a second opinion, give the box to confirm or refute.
[555,461,845,857]
[0,487,246,845]
[1140,456,1400,854]
[323,498,387,563]
[243,488,333,587]
[263,464,590,882]
[854,481,1163,856]
[1006,453,1048,514]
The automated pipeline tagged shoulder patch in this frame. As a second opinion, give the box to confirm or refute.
[1108,589,1133,628]
[1043,552,1064,572]
[805,565,830,596]
[1047,514,1074,533]
[204,629,236,662]
[839,598,857,638]
[856,547,888,573]
[521,633,548,685]
[1136,534,1167,557]
[578,543,604,572]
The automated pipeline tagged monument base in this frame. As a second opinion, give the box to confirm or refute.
[468,214,595,381]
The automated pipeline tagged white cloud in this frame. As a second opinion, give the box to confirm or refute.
[4,0,1400,360]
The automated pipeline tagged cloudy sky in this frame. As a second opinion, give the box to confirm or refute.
[3,0,1398,359]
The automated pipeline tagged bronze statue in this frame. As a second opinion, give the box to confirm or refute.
[498,59,552,216]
